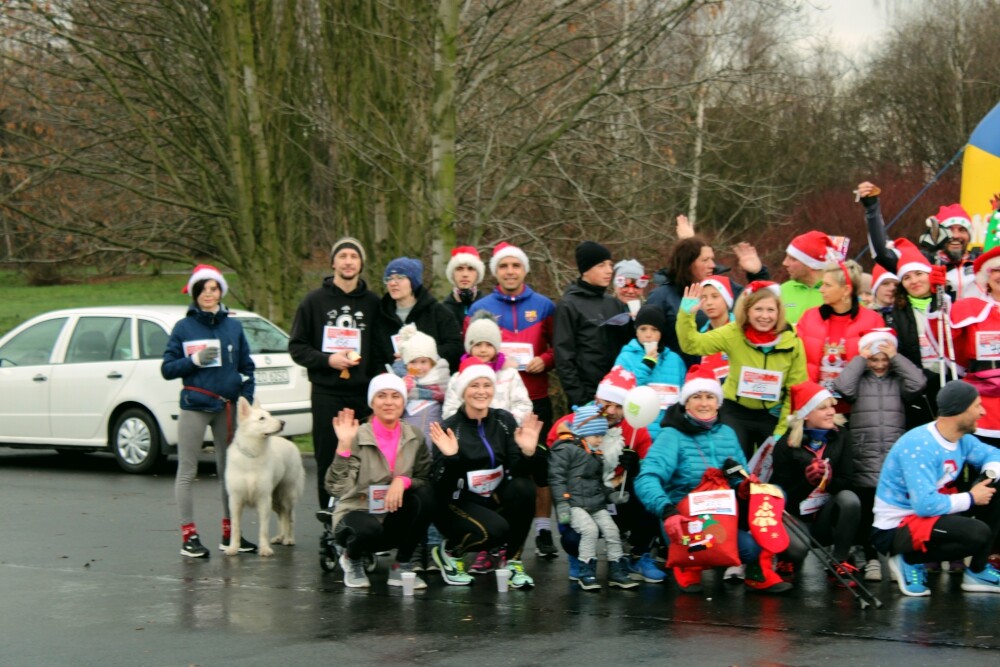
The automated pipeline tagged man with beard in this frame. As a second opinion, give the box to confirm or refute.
[872,381,1000,596]
[919,204,981,299]
[289,237,380,510]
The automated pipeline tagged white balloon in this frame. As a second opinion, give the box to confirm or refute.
[623,385,661,429]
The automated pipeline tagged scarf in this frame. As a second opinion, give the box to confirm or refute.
[907,294,932,312]
[803,428,830,450]
[744,325,780,348]
[684,411,719,431]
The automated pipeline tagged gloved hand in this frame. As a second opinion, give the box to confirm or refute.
[680,296,701,315]
[402,374,416,393]
[737,473,759,500]
[805,459,831,487]
[610,489,630,505]
[663,514,690,544]
[196,347,219,366]
[929,265,948,288]
[556,502,572,525]
[618,448,640,477]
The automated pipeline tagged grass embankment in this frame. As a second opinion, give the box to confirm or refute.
[0,270,315,454]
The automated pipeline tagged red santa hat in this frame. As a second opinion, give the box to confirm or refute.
[871,264,898,294]
[182,264,229,297]
[785,231,840,270]
[452,357,497,398]
[974,246,1000,288]
[679,364,724,406]
[700,275,735,309]
[742,280,781,299]
[489,242,530,277]
[858,327,898,355]
[891,238,932,280]
[935,203,972,232]
[595,365,636,406]
[790,381,834,421]
[445,246,486,287]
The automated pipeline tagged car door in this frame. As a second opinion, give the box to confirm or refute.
[0,317,67,440]
[48,316,137,443]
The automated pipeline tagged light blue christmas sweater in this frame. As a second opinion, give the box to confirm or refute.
[873,423,1000,530]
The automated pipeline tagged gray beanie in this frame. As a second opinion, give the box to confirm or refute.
[937,381,979,417]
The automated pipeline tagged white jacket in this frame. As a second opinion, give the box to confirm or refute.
[442,365,533,424]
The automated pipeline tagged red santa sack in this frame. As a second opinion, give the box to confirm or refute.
[665,467,741,569]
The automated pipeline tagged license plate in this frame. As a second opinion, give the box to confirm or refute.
[255,368,289,385]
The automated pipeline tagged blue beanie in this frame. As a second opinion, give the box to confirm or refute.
[571,404,609,438]
[384,257,423,290]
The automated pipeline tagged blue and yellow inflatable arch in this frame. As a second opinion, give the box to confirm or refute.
[964,101,1000,248]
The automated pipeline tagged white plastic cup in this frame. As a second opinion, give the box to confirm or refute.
[643,340,658,355]
[495,568,511,593]
[401,571,416,596]
[627,300,642,316]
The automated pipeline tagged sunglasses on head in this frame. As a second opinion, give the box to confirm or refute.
[614,275,649,289]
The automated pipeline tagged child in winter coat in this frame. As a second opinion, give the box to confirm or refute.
[392,324,451,450]
[612,304,686,441]
[549,404,637,591]
[833,328,926,581]
[443,311,532,423]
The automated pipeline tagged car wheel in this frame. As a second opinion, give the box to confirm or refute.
[111,408,164,474]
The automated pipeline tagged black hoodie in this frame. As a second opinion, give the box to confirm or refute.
[289,276,380,395]
[372,285,464,372]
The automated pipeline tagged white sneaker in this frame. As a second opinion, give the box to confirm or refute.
[724,565,746,582]
[339,552,371,588]
[864,559,882,582]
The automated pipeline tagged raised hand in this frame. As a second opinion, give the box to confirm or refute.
[514,413,541,456]
[332,408,360,453]
[676,214,695,240]
[680,284,703,314]
[429,422,459,456]
[732,242,762,275]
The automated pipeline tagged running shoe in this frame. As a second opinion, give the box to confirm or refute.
[219,535,258,553]
[181,534,209,559]
[469,550,495,574]
[627,553,666,583]
[888,554,929,597]
[339,552,371,588]
[577,558,600,591]
[828,560,860,588]
[864,559,882,582]
[534,529,559,559]
[961,563,1000,593]
[506,560,534,589]
[608,557,639,589]
[431,541,473,586]
[388,562,427,590]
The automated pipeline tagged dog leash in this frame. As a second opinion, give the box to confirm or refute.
[183,386,234,444]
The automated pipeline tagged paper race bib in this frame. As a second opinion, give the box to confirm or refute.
[647,383,680,410]
[500,342,534,371]
[975,331,1000,361]
[390,334,401,355]
[466,465,504,497]
[687,489,737,516]
[183,339,222,367]
[799,490,831,516]
[368,484,390,514]
[322,326,361,354]
[736,366,784,402]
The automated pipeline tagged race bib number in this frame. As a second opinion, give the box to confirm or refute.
[183,339,222,367]
[975,331,1000,361]
[799,490,831,516]
[688,489,737,516]
[322,326,361,355]
[500,342,534,371]
[647,383,680,410]
[466,465,504,497]
[368,484,390,514]
[736,367,784,402]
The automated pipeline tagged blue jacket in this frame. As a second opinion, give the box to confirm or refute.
[612,338,686,441]
[161,304,255,412]
[634,403,746,519]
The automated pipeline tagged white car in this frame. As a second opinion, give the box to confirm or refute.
[0,306,311,473]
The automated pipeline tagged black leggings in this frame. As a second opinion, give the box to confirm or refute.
[854,486,878,560]
[435,476,536,558]
[312,392,371,510]
[873,491,1000,572]
[720,400,778,460]
[334,486,433,562]
[783,490,861,563]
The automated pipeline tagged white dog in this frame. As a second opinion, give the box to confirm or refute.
[225,397,306,557]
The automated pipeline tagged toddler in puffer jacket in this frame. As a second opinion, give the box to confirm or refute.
[833,328,925,581]
[549,404,637,592]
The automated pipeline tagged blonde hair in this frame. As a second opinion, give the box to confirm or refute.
[734,288,787,333]
[822,259,863,299]
[785,397,846,447]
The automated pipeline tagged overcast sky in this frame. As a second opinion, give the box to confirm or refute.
[804,0,892,55]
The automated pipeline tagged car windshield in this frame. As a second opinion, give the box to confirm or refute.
[236,315,289,354]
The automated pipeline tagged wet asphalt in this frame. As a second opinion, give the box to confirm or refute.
[2,448,998,667]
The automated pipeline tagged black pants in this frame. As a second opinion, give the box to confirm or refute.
[435,476,536,558]
[783,490,861,563]
[720,400,778,460]
[334,486,433,561]
[312,391,371,510]
[854,486,878,560]
[872,490,1000,572]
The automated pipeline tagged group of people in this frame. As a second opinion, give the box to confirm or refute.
[162,180,1000,601]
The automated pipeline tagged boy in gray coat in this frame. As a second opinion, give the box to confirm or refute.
[549,404,637,591]
[834,328,926,581]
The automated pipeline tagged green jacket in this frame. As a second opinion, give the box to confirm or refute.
[676,310,807,435]
[779,280,823,325]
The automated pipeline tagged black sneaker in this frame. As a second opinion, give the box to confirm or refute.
[219,535,258,553]
[534,529,559,560]
[181,534,210,559]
